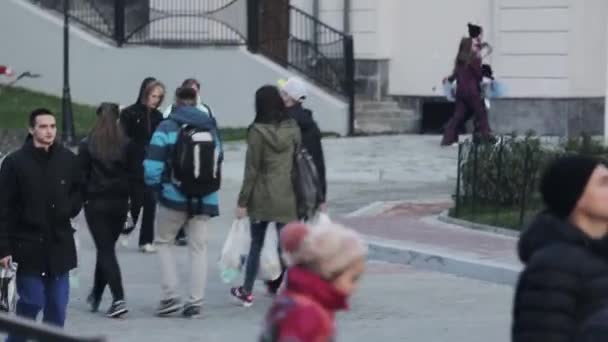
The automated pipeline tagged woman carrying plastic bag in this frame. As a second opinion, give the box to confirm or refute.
[219,219,283,283]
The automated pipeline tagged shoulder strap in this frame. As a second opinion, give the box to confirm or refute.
[201,103,214,119]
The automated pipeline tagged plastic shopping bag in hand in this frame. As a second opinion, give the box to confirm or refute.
[258,224,282,281]
[219,219,251,284]
[0,262,17,313]
[443,80,456,102]
[307,212,332,227]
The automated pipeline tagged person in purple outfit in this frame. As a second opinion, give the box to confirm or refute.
[441,36,492,146]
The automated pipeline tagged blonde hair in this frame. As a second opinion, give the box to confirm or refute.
[141,81,166,109]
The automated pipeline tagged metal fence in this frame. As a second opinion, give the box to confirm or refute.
[452,136,553,230]
[30,0,356,134]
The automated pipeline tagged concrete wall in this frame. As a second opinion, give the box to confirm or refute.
[388,0,493,97]
[0,0,348,135]
[297,0,608,99]
[494,0,607,98]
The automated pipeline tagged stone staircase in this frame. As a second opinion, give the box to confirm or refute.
[354,100,419,134]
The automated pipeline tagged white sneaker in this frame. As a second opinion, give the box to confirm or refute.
[139,244,157,253]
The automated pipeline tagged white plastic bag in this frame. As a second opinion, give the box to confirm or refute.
[307,212,332,227]
[0,262,17,313]
[258,224,282,281]
[218,219,251,284]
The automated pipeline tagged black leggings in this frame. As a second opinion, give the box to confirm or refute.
[85,199,129,302]
[130,186,157,246]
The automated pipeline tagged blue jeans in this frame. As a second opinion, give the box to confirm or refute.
[6,273,70,342]
[243,222,286,293]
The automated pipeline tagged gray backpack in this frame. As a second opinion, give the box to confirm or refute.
[292,144,323,220]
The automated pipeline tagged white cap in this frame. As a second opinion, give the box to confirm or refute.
[280,77,308,102]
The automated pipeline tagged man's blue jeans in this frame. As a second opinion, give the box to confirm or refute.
[6,273,70,342]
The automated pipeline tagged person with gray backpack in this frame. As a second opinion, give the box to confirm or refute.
[144,86,223,318]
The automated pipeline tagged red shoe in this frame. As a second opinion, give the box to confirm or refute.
[230,286,253,307]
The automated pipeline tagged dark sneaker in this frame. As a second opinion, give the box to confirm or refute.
[230,287,253,307]
[106,300,128,318]
[175,237,188,247]
[156,298,182,316]
[182,304,202,319]
[264,281,279,297]
[86,293,101,313]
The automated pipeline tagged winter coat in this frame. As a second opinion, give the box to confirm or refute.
[119,103,164,176]
[577,307,608,342]
[0,138,83,275]
[448,55,483,99]
[78,136,140,201]
[237,120,301,224]
[287,104,327,201]
[512,211,608,342]
[144,105,223,217]
[260,266,348,342]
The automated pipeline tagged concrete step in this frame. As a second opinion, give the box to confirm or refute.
[356,100,401,112]
[355,116,420,134]
[357,109,416,120]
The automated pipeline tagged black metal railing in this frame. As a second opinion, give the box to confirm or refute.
[452,135,551,230]
[0,312,105,341]
[29,0,356,134]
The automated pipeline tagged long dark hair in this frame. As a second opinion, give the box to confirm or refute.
[253,85,288,124]
[454,37,474,68]
[89,102,127,161]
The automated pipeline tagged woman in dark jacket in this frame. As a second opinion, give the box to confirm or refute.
[280,77,327,213]
[119,78,165,252]
[441,37,491,146]
[231,85,301,307]
[512,155,608,342]
[79,103,140,318]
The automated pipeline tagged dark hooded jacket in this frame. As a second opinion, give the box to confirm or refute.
[0,137,83,275]
[287,104,327,201]
[119,79,164,180]
[78,136,140,201]
[512,211,608,342]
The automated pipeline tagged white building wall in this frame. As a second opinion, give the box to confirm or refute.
[296,0,607,98]
[388,0,492,97]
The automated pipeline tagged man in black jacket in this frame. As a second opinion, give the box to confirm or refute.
[119,78,165,253]
[513,155,608,342]
[0,108,83,339]
[280,77,327,211]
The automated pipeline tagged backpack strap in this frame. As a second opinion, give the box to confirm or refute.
[201,103,214,119]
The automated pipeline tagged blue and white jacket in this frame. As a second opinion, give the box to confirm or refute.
[144,105,223,217]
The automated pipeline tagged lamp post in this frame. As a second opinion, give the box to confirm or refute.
[61,0,75,146]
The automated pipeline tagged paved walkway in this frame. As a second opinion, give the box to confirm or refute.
[4,135,514,341]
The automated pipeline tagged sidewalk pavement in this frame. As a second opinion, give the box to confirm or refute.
[336,200,522,285]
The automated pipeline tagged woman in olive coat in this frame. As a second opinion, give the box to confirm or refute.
[231,85,301,307]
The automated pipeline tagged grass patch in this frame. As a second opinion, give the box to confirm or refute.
[450,200,542,231]
[0,86,247,140]
[0,86,96,135]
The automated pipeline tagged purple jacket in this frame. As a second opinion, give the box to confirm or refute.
[448,56,483,99]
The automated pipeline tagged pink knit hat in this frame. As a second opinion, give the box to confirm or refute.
[281,221,368,279]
